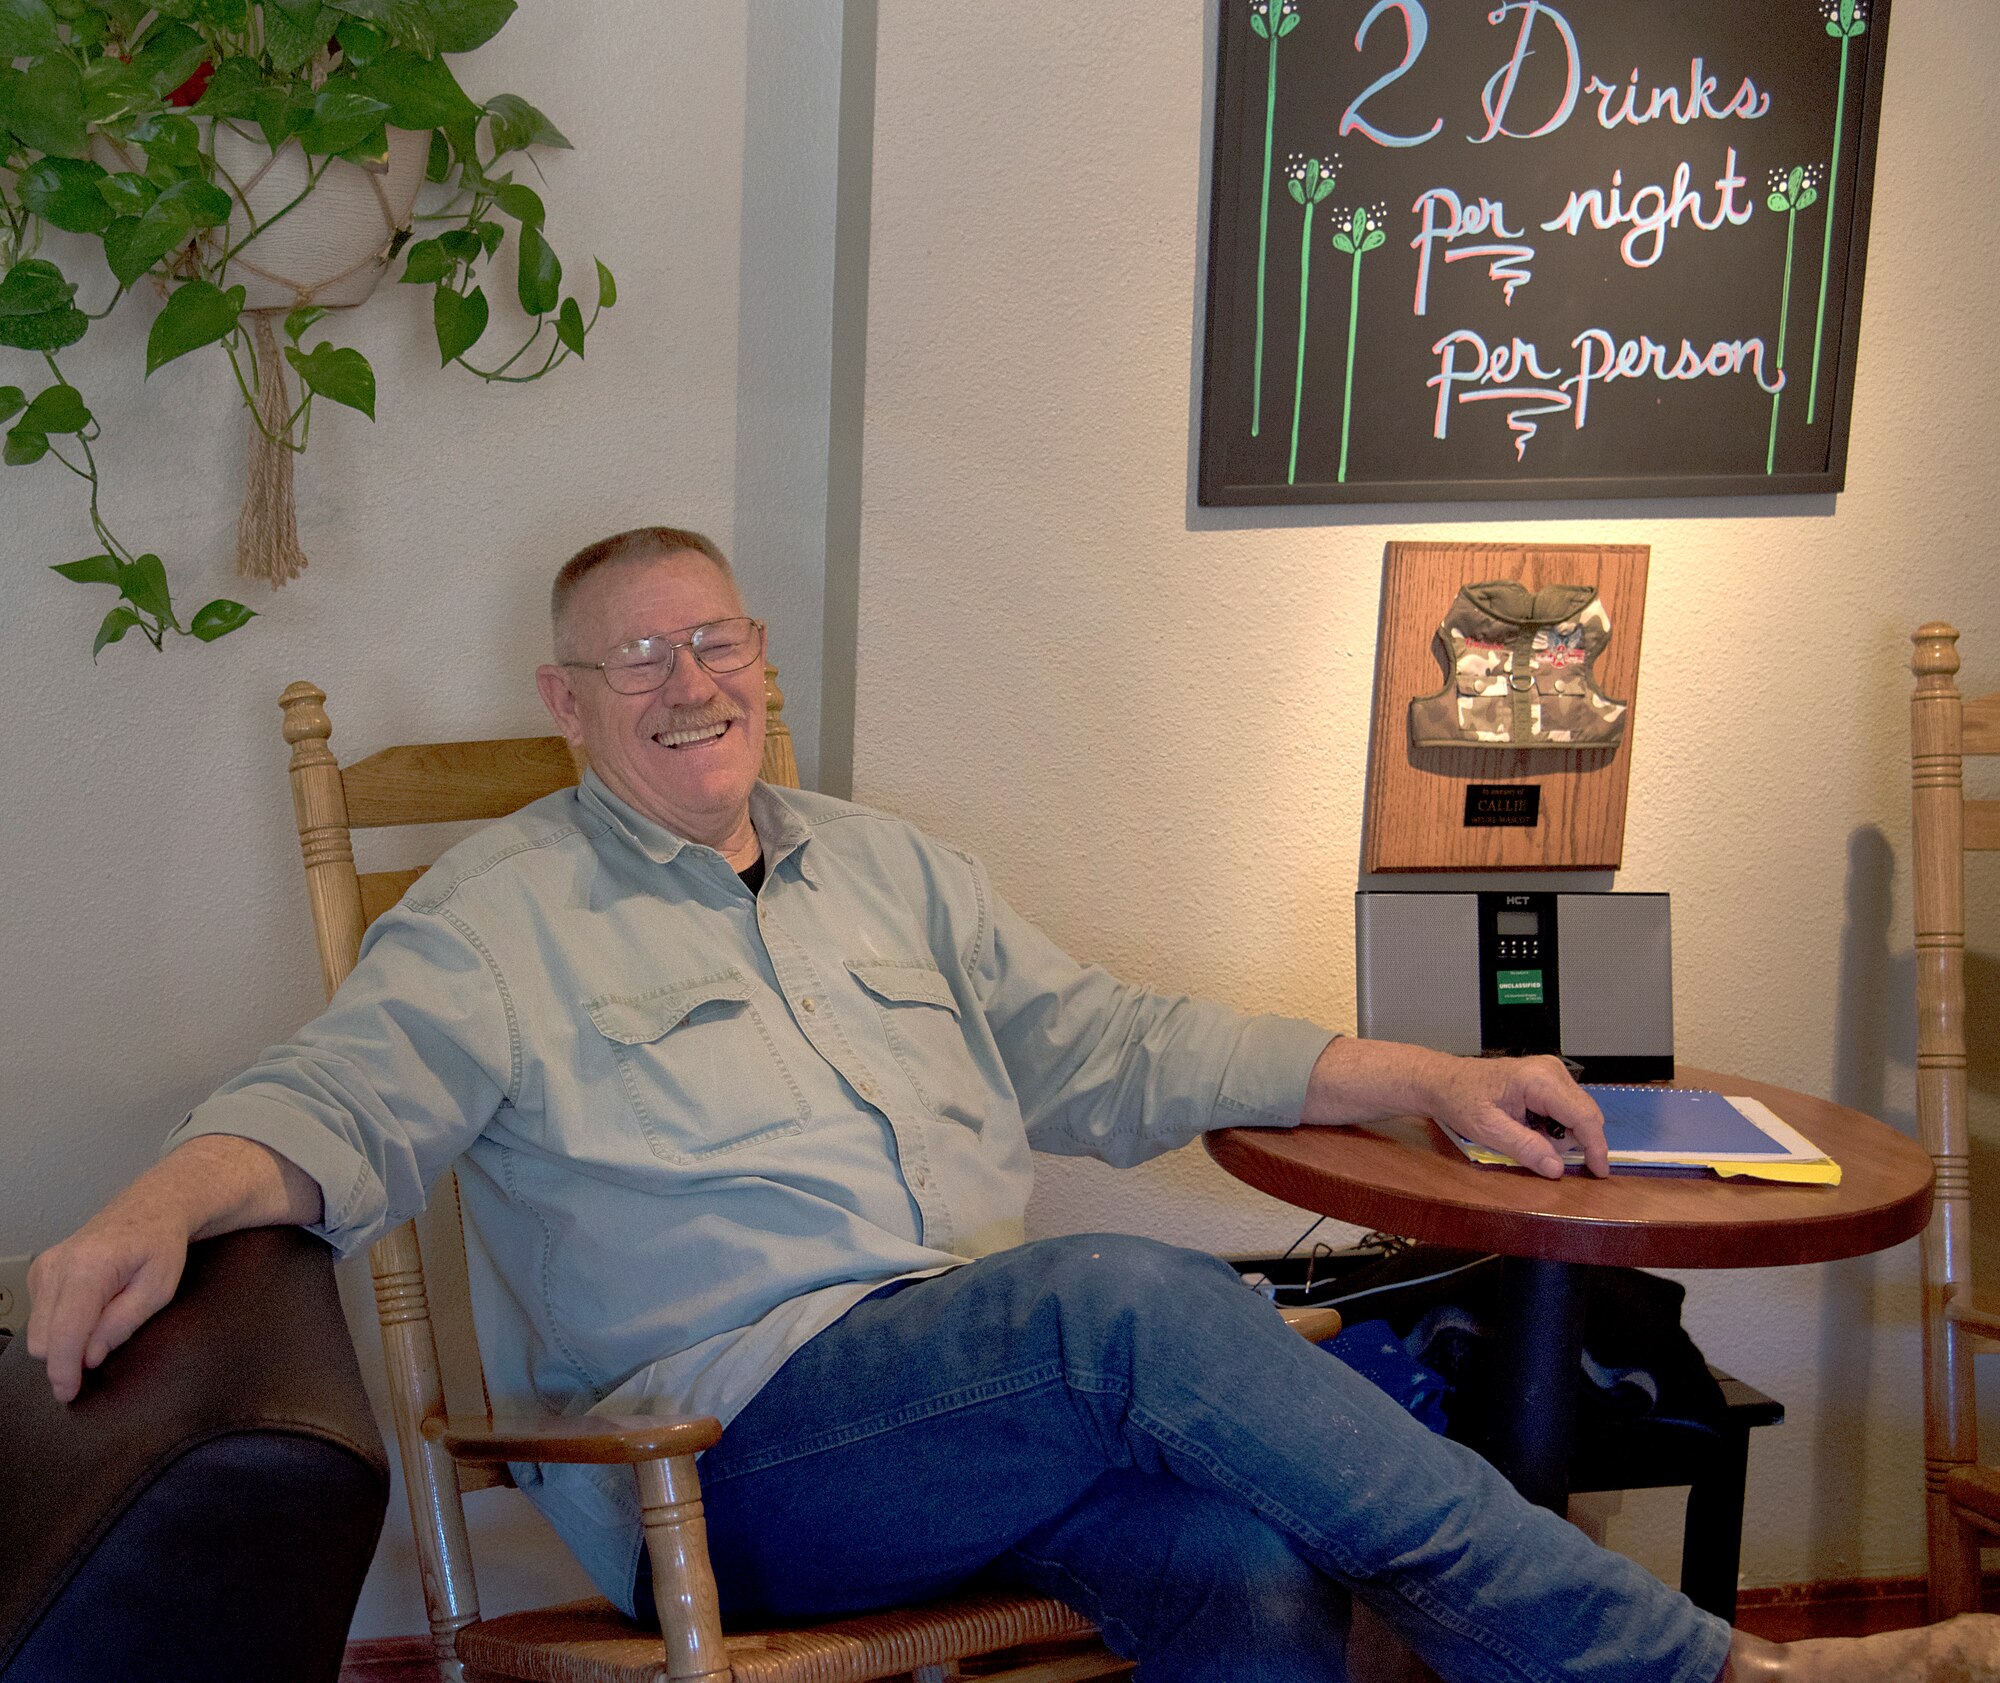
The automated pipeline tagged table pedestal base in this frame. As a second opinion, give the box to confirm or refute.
[1493,1257,1590,1512]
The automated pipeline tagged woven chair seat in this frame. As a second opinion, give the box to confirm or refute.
[458,1591,1114,1683]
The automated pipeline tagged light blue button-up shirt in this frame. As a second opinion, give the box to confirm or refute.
[169,772,1332,1605]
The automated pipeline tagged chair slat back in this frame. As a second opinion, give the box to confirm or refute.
[280,668,801,1675]
[1911,623,1998,1617]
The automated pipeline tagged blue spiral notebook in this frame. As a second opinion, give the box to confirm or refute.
[1437,1086,1843,1184]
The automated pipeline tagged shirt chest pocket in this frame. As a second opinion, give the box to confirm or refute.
[847,959,989,1128]
[582,971,811,1165]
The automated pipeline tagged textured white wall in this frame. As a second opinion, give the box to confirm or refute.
[855,0,2000,1590]
[0,0,842,1639]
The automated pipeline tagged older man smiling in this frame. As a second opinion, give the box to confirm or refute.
[28,528,1996,1683]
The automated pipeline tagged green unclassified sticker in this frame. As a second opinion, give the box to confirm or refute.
[1496,970,1544,1005]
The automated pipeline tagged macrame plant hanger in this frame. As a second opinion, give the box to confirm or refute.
[226,148,404,588]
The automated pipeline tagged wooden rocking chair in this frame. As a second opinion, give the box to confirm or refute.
[279,670,1341,1683]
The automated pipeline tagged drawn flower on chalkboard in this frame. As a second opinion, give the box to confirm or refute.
[1247,0,1303,443]
[1326,204,1387,484]
[1329,204,1388,256]
[1807,0,1865,430]
[1283,154,1337,486]
[1286,153,1338,207]
[1766,164,1823,215]
[1764,165,1823,475]
[1249,0,1301,41]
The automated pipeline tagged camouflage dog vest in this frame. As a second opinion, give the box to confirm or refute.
[1408,580,1628,750]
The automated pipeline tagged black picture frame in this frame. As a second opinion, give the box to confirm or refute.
[1197,0,1893,506]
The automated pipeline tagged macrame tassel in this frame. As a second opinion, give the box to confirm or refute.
[236,311,309,587]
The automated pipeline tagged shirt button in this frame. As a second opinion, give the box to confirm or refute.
[800,996,817,1013]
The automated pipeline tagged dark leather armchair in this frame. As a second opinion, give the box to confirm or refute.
[0,1225,390,1683]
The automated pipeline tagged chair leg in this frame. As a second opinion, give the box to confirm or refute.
[637,1454,733,1683]
[1680,1426,1752,1623]
[1928,1482,1984,1619]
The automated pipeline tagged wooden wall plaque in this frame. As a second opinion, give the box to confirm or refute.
[1362,541,1648,872]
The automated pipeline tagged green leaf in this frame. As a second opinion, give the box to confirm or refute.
[284,303,330,341]
[295,79,392,156]
[399,235,453,283]
[1286,178,1305,205]
[515,221,559,316]
[595,257,616,308]
[1311,178,1335,203]
[474,217,503,256]
[0,0,61,58]
[1766,191,1788,213]
[189,597,256,640]
[1302,157,1320,196]
[263,0,331,73]
[322,0,435,55]
[333,17,388,64]
[93,606,142,658]
[285,340,376,417]
[194,0,250,29]
[134,21,209,96]
[1361,228,1386,252]
[4,421,50,464]
[117,552,173,622]
[187,54,264,119]
[21,158,113,232]
[437,225,481,261]
[145,278,245,374]
[130,111,203,168]
[426,126,451,181]
[428,0,515,52]
[0,306,86,349]
[52,554,119,584]
[492,180,544,227]
[338,123,389,168]
[1348,207,1366,241]
[1330,232,1354,254]
[23,381,89,432]
[8,54,88,158]
[432,282,487,363]
[484,91,568,155]
[0,385,23,424]
[100,216,157,286]
[355,47,480,129]
[1277,9,1298,34]
[0,258,77,317]
[253,80,316,148]
[98,171,159,216]
[1249,12,1268,39]
[79,56,156,125]
[555,294,584,356]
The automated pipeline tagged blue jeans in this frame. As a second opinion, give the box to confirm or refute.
[644,1235,1731,1683]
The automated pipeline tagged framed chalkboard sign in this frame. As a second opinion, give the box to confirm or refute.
[1198,0,1891,505]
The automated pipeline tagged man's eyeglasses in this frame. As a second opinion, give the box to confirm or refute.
[563,617,766,695]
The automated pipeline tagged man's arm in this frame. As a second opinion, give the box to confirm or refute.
[1303,1036,1610,1179]
[26,1135,324,1403]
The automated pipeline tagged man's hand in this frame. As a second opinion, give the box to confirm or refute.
[1302,1038,1609,1179]
[25,1135,323,1403]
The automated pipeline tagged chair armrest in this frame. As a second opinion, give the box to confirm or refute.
[1945,1288,2000,1339]
[1279,1304,1343,1343]
[422,1412,722,1465]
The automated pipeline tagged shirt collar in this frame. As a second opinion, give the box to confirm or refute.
[579,769,814,878]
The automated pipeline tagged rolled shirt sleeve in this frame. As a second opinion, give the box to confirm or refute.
[971,869,1335,1168]
[163,900,514,1260]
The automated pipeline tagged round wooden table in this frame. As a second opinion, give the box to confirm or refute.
[1205,1068,1933,1511]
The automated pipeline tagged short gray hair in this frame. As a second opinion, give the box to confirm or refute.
[550,526,734,656]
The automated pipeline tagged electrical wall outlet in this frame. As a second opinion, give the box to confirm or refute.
[0,1254,32,1338]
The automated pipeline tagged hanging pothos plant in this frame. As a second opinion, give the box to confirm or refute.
[0,0,614,656]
